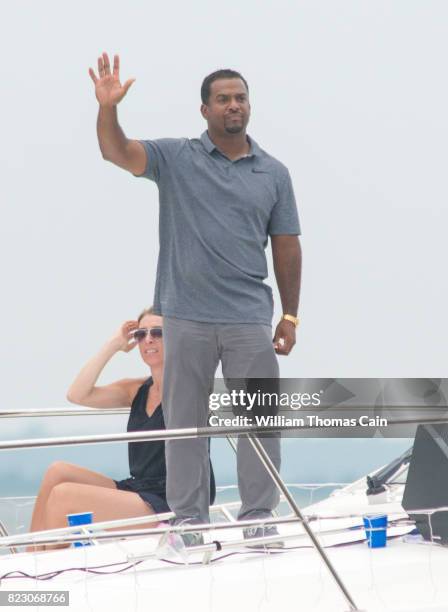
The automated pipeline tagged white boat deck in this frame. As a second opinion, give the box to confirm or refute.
[1,481,447,612]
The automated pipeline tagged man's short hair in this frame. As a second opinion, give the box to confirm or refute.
[201,69,249,104]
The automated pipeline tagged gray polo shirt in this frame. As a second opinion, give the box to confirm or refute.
[135,130,300,325]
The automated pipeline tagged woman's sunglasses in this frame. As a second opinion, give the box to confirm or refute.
[132,327,163,342]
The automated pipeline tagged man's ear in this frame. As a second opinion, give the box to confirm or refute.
[200,103,208,119]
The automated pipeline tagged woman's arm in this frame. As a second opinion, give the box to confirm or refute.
[66,321,143,408]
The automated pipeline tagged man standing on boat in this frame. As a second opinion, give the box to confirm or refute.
[89,52,301,543]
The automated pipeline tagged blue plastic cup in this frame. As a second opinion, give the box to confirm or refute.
[67,511,93,547]
[363,514,387,548]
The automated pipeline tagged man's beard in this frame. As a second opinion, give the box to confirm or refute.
[224,114,245,134]
[224,124,244,134]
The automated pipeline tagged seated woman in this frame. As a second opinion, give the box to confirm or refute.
[26,307,215,551]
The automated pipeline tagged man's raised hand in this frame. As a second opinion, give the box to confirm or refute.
[89,52,135,107]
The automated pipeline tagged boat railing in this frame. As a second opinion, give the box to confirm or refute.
[1,405,447,420]
[2,411,448,612]
[0,482,354,547]
[1,409,448,450]
[0,408,130,418]
[0,493,438,550]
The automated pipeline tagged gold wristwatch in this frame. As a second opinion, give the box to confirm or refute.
[282,314,299,327]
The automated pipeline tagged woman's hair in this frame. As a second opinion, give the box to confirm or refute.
[137,306,155,323]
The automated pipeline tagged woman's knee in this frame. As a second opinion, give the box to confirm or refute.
[42,461,77,488]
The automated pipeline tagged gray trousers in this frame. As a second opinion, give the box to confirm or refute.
[162,317,281,523]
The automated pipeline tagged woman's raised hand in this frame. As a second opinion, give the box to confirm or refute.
[110,320,139,353]
[89,52,135,107]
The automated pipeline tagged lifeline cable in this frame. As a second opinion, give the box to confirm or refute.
[0,532,412,583]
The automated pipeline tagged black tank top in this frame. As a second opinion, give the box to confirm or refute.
[127,377,166,485]
[127,377,216,502]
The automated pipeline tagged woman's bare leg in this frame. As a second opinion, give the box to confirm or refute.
[26,462,116,552]
[42,482,157,550]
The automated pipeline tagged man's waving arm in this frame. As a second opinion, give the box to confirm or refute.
[89,52,146,175]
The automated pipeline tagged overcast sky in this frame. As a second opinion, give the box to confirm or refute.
[1,0,447,409]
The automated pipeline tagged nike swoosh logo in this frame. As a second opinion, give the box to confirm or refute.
[251,167,270,174]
